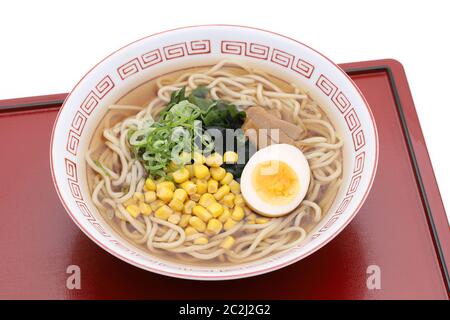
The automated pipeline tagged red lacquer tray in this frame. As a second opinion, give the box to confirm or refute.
[0,59,448,300]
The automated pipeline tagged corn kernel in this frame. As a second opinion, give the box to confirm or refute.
[173,188,187,202]
[193,152,206,164]
[169,198,184,212]
[167,160,179,172]
[207,179,218,193]
[185,164,195,178]
[214,185,230,200]
[231,206,245,221]
[194,236,209,245]
[220,172,233,185]
[180,181,197,195]
[139,202,152,216]
[194,164,209,179]
[205,152,223,167]
[196,179,208,194]
[168,214,181,225]
[223,151,238,164]
[150,199,165,211]
[157,181,176,191]
[144,191,157,203]
[154,205,173,220]
[220,236,235,249]
[190,193,201,202]
[256,218,269,224]
[229,180,241,194]
[185,226,198,236]
[189,216,206,232]
[193,205,213,222]
[179,214,191,228]
[123,197,135,207]
[133,192,144,202]
[156,187,173,203]
[210,167,226,181]
[172,168,190,184]
[207,202,224,218]
[126,204,140,218]
[234,194,245,206]
[199,193,216,207]
[144,178,156,191]
[206,218,223,235]
[247,213,256,221]
[219,207,231,223]
[223,218,237,231]
[221,193,235,208]
[183,200,196,214]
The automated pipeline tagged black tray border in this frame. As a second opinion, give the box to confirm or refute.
[0,99,63,113]
[1,65,448,294]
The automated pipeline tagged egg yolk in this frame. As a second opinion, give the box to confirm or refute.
[251,160,299,205]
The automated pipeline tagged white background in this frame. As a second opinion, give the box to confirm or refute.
[1,0,449,223]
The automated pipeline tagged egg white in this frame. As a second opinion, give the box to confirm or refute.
[240,144,311,217]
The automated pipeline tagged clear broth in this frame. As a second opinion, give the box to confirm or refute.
[87,65,340,266]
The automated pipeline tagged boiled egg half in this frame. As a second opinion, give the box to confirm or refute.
[240,144,310,217]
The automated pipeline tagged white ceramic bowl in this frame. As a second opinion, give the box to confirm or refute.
[50,25,378,280]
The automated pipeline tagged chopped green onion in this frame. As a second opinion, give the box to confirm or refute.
[128,87,246,178]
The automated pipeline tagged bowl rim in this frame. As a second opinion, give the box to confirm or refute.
[50,24,379,280]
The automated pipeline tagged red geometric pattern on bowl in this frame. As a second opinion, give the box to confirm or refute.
[66,76,115,156]
[75,201,110,238]
[344,108,361,131]
[68,179,83,201]
[352,129,366,151]
[315,74,351,113]
[221,41,270,59]
[247,43,270,59]
[187,40,211,55]
[64,158,78,181]
[271,48,294,68]
[353,152,365,175]
[80,76,115,115]
[70,111,87,136]
[304,72,370,238]
[65,157,82,201]
[347,175,362,195]
[163,43,188,60]
[76,200,94,218]
[66,130,80,156]
[221,40,314,78]
[117,40,211,80]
